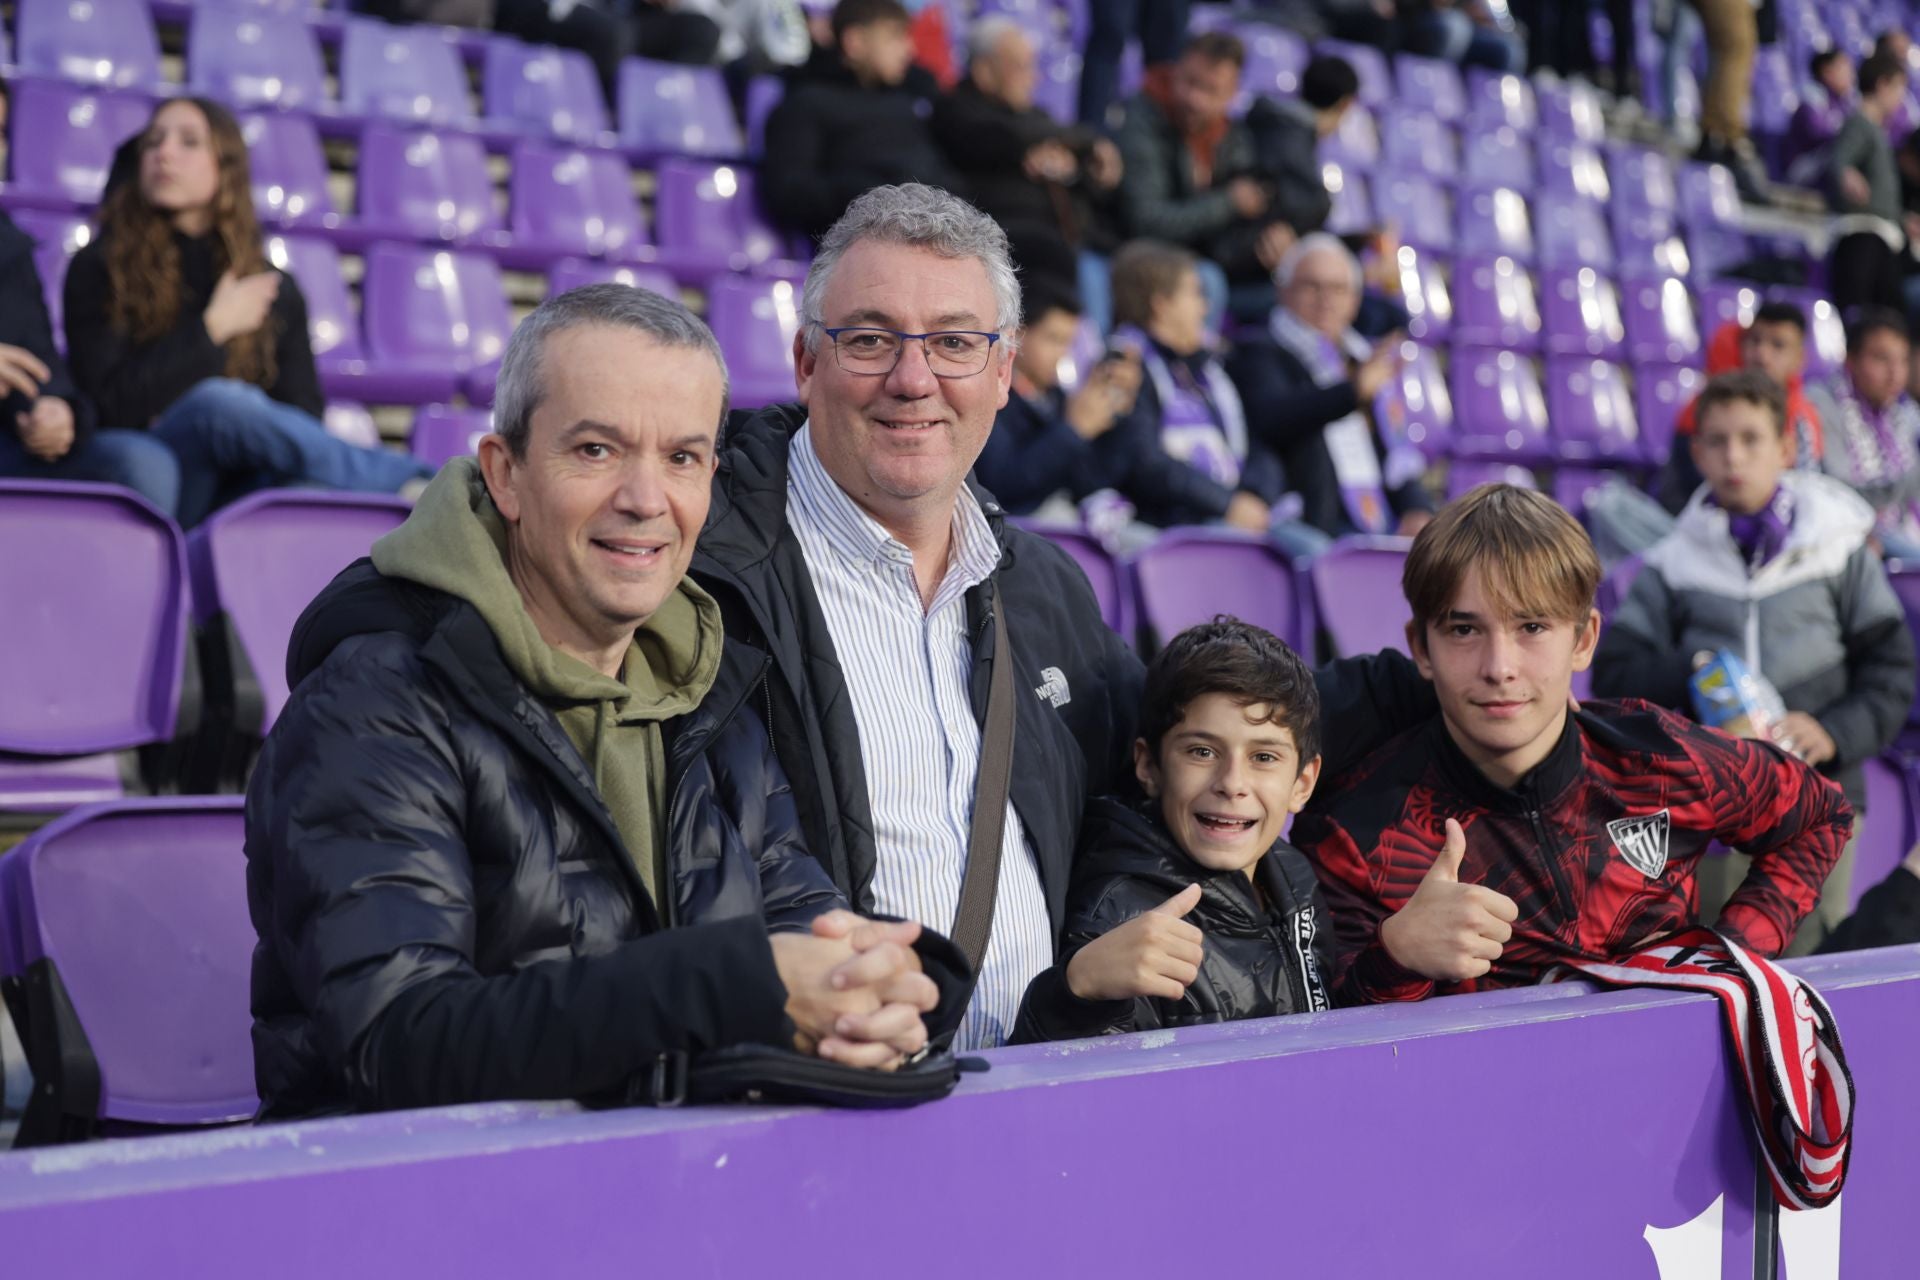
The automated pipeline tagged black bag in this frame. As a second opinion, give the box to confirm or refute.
[629,1045,987,1111]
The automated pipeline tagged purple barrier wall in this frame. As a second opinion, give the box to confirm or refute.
[1,947,1913,1278]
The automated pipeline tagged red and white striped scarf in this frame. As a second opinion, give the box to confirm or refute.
[1559,928,1853,1211]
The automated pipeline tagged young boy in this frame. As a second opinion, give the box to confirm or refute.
[1012,619,1333,1042]
[1595,371,1915,952]
[1294,483,1853,1005]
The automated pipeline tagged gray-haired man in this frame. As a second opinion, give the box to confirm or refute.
[692,184,1146,1049]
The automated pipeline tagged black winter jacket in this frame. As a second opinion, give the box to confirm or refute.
[1112,91,1269,284]
[247,561,878,1120]
[1011,798,1335,1043]
[0,213,98,449]
[689,404,1145,942]
[974,386,1101,515]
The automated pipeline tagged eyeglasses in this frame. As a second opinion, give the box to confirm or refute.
[818,326,1002,377]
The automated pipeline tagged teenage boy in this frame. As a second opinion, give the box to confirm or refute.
[1294,484,1853,1005]
[1013,619,1332,1041]
[1594,371,1914,952]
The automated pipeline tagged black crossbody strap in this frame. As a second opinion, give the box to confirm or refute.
[950,601,1016,973]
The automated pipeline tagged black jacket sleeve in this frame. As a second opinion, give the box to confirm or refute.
[270,271,326,418]
[63,242,231,429]
[1590,566,1696,710]
[1225,340,1364,455]
[974,396,1100,514]
[1818,866,1920,951]
[1816,547,1917,771]
[0,240,97,447]
[1090,390,1236,526]
[249,643,795,1112]
[930,89,1057,173]
[1009,876,1156,1044]
[1311,649,1438,779]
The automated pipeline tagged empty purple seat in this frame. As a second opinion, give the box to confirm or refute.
[1606,144,1679,217]
[1315,39,1391,108]
[339,17,475,127]
[1749,46,1799,138]
[1697,280,1761,336]
[1373,172,1453,252]
[1012,521,1133,638]
[1457,186,1534,261]
[323,401,381,449]
[1552,466,1613,518]
[187,8,328,112]
[411,404,494,468]
[1239,24,1309,105]
[5,81,152,211]
[1539,266,1625,358]
[1679,161,1743,229]
[1323,163,1374,237]
[653,159,802,281]
[1319,101,1380,170]
[548,258,679,297]
[618,59,743,160]
[1378,110,1458,181]
[356,124,504,248]
[1373,341,1453,458]
[1447,459,1537,501]
[1537,78,1605,143]
[16,0,161,89]
[1449,346,1549,462]
[483,38,611,144]
[1546,357,1642,464]
[241,112,340,233]
[1308,536,1411,657]
[744,74,784,157]
[1851,756,1915,911]
[266,233,365,390]
[0,798,256,1144]
[10,211,90,346]
[1390,245,1452,343]
[1394,53,1465,122]
[1464,68,1536,132]
[1622,276,1703,365]
[1462,125,1534,189]
[1612,208,1692,280]
[507,141,648,266]
[1132,528,1308,653]
[1535,194,1614,271]
[1538,139,1610,202]
[1451,253,1541,350]
[358,244,513,405]
[707,274,802,409]
[1633,362,1705,464]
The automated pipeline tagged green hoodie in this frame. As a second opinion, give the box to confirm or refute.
[370,457,723,905]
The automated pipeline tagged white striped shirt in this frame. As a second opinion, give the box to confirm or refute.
[786,424,1054,1050]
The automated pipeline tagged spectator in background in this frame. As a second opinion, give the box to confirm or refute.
[1226,233,1431,540]
[1873,29,1919,145]
[1594,371,1914,955]
[1812,308,1920,560]
[1827,51,1919,319]
[973,275,1142,516]
[1079,0,1192,129]
[1784,49,1855,182]
[760,0,961,243]
[932,19,1126,332]
[1236,53,1360,315]
[63,98,429,528]
[1400,1,1526,74]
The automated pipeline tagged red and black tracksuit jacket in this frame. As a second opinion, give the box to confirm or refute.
[1292,700,1853,1006]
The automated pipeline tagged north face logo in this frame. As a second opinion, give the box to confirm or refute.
[1608,810,1672,879]
[1033,667,1071,708]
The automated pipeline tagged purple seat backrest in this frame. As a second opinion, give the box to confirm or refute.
[1536,194,1614,271]
[1033,44,1080,123]
[744,74,784,156]
[0,481,188,754]
[1308,537,1411,657]
[1679,162,1742,229]
[1698,280,1761,335]
[1372,341,1453,457]
[705,275,801,401]
[1552,466,1613,518]
[1314,39,1390,107]
[1633,362,1704,464]
[1606,144,1678,215]
[1546,357,1642,463]
[1132,529,1307,652]
[483,39,610,143]
[1449,346,1548,455]
[1539,266,1625,358]
[1235,24,1307,111]
[618,59,743,158]
[653,159,786,270]
[1749,46,1798,135]
[187,490,411,728]
[1390,245,1452,343]
[1372,172,1453,252]
[1537,78,1605,142]
[267,234,363,361]
[1462,125,1533,188]
[1538,139,1610,202]
[1464,68,1536,132]
[1594,550,1643,617]
[547,259,679,297]
[16,0,160,89]
[1446,459,1537,501]
[187,8,327,111]
[1853,756,1916,908]
[339,17,475,126]
[1322,163,1374,238]
[8,81,152,205]
[1457,185,1534,261]
[410,404,494,468]
[1622,276,1703,366]
[1378,109,1458,180]
[1318,101,1379,169]
[1394,53,1465,121]
[2,798,257,1125]
[1611,208,1692,280]
[1452,253,1541,350]
[1013,522,1131,637]
[362,244,512,368]
[359,124,500,241]
[510,142,646,258]
[241,112,336,227]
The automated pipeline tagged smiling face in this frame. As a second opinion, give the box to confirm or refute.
[1281,244,1361,338]
[1135,692,1321,878]
[479,325,724,673]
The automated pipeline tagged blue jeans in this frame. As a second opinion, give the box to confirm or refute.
[1077,250,1114,340]
[0,426,182,517]
[1410,12,1528,73]
[1077,0,1191,126]
[154,379,430,527]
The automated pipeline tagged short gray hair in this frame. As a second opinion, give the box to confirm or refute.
[1275,231,1362,292]
[800,183,1023,352]
[968,15,1029,66]
[493,283,730,458]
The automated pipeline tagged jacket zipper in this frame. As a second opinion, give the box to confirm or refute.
[1527,807,1574,923]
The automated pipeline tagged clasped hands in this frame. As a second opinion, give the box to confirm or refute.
[770,910,942,1071]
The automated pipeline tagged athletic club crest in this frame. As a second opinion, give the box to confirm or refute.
[1608,810,1672,879]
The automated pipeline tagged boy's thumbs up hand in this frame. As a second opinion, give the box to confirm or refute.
[1066,884,1207,1003]
[1379,818,1520,983]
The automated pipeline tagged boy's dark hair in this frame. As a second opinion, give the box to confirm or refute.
[1846,305,1910,354]
[1300,55,1360,110]
[1859,51,1908,97]
[832,0,909,41]
[1182,31,1246,70]
[1810,49,1847,81]
[1696,370,1788,437]
[1752,300,1807,334]
[1139,617,1321,763]
[1020,273,1082,326]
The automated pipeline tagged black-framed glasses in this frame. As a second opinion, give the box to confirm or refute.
[818,326,1002,377]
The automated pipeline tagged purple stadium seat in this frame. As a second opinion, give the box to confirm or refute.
[1390,245,1452,344]
[1622,276,1703,366]
[1319,101,1380,170]
[618,59,743,160]
[5,81,152,211]
[1033,44,1080,123]
[1012,521,1133,639]
[1457,186,1534,261]
[1537,78,1605,143]
[339,17,475,127]
[358,243,512,405]
[323,402,381,449]
[0,481,189,811]
[241,113,341,234]
[266,234,365,390]
[411,404,494,468]
[1536,194,1614,271]
[1322,163,1374,237]
[1449,346,1549,462]
[1684,221,1752,280]
[1749,46,1799,138]
[187,8,328,112]
[15,0,160,89]
[507,141,648,267]
[1678,161,1743,229]
[1373,172,1453,252]
[1612,208,1692,280]
[0,798,256,1144]
[1378,110,1459,181]
[1607,144,1678,217]
[744,74,784,157]
[1538,140,1610,203]
[356,124,504,248]
[1373,341,1453,457]
[482,39,611,144]
[1698,280,1761,336]
[1539,266,1626,358]
[1771,289,1846,380]
[1545,357,1642,464]
[1308,536,1411,657]
[706,274,802,410]
[1851,756,1915,912]
[1132,528,1309,653]
[1552,466,1614,518]
[1462,125,1534,189]
[10,211,90,346]
[1315,39,1391,108]
[1633,362,1705,465]
[1446,459,1537,501]
[1395,53,1465,121]
[1464,68,1537,132]
[548,258,679,297]
[1451,253,1542,351]
[652,159,801,281]
[1238,24,1309,106]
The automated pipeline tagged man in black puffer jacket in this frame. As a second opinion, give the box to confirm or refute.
[247,286,961,1120]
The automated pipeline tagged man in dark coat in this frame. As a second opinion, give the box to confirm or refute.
[246,285,957,1120]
